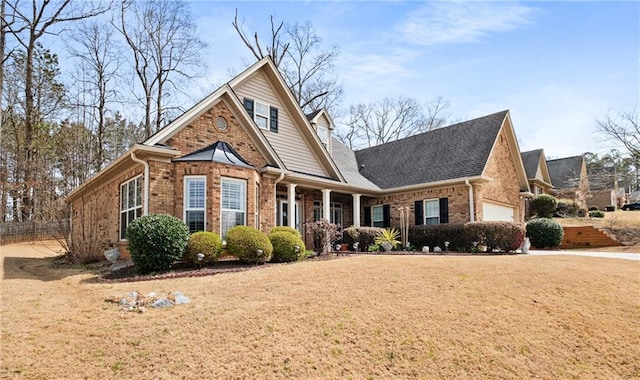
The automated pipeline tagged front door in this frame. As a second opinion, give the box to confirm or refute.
[279,200,302,233]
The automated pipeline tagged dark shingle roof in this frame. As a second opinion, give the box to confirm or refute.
[305,110,322,122]
[354,110,508,189]
[172,141,253,168]
[330,138,380,190]
[547,155,584,189]
[521,149,544,179]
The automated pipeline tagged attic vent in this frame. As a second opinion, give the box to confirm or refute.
[215,116,228,130]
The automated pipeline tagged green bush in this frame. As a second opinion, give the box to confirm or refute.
[589,210,605,218]
[183,231,222,265]
[408,224,468,252]
[126,214,190,274]
[343,227,383,251]
[530,194,558,218]
[465,222,525,253]
[226,225,273,264]
[269,231,305,262]
[526,218,564,249]
[269,226,301,238]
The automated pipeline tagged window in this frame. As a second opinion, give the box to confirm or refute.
[255,185,260,229]
[244,98,278,132]
[255,101,269,129]
[313,201,322,222]
[184,176,206,233]
[313,201,342,225]
[424,199,440,225]
[372,205,384,227]
[221,178,246,237]
[317,125,328,145]
[120,176,143,240]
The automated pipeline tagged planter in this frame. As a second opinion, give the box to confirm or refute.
[340,243,348,251]
[381,242,393,252]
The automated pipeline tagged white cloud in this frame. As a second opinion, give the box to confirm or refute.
[397,2,537,46]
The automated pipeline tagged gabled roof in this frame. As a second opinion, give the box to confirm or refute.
[330,138,380,190]
[521,149,552,186]
[354,110,511,189]
[547,155,585,189]
[173,141,253,169]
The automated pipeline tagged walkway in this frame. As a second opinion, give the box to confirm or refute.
[528,249,639,261]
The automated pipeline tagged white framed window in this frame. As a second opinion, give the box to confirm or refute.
[221,178,246,237]
[313,201,342,225]
[424,199,440,225]
[255,185,260,229]
[184,176,206,233]
[372,205,384,227]
[254,101,269,130]
[317,125,328,145]
[120,175,143,240]
[313,201,322,222]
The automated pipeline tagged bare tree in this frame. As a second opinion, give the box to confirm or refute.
[67,21,122,171]
[232,10,343,114]
[336,96,450,149]
[116,0,206,138]
[2,0,108,220]
[597,109,639,160]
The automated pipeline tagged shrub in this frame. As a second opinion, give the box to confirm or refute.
[226,226,273,264]
[526,218,564,249]
[589,206,599,211]
[589,210,605,218]
[465,222,525,253]
[555,199,582,218]
[306,219,340,255]
[409,224,468,252]
[530,194,558,218]
[343,227,383,251]
[126,214,190,274]
[269,231,305,262]
[183,231,222,265]
[269,226,301,238]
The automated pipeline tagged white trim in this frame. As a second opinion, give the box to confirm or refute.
[183,175,207,232]
[423,198,440,225]
[253,99,270,130]
[220,177,247,236]
[119,175,143,241]
[372,205,384,227]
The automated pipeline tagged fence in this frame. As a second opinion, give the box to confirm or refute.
[0,220,69,245]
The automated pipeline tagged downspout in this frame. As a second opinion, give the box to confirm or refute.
[273,171,285,225]
[130,152,149,215]
[465,179,475,222]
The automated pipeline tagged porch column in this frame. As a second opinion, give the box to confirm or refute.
[352,193,361,227]
[288,183,297,228]
[322,189,331,222]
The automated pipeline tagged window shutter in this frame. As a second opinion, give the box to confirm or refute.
[439,198,449,224]
[414,200,423,226]
[269,106,278,132]
[243,98,254,118]
[383,204,391,227]
[364,206,371,226]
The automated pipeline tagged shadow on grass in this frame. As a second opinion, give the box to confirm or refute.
[3,256,103,282]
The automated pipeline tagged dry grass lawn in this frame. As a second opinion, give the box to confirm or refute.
[1,240,639,379]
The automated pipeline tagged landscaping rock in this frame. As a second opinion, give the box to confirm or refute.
[173,292,190,305]
[151,298,174,308]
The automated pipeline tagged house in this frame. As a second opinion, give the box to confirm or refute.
[587,167,623,210]
[520,149,554,217]
[547,155,590,209]
[65,57,532,256]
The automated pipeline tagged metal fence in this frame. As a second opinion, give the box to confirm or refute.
[0,220,69,245]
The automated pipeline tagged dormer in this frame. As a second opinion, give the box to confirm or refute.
[307,109,334,155]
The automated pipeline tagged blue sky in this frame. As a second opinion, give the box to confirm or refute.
[192,1,638,158]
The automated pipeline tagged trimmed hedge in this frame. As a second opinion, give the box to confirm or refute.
[184,231,222,265]
[526,218,564,248]
[408,223,468,252]
[465,221,525,253]
[530,194,558,218]
[589,210,605,218]
[555,199,583,218]
[269,226,301,238]
[226,225,273,264]
[126,214,190,274]
[342,227,383,251]
[269,231,305,262]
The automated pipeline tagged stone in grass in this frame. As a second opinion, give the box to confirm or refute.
[151,298,174,308]
[173,292,190,305]
[433,246,442,253]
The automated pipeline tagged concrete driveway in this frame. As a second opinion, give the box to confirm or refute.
[528,250,639,261]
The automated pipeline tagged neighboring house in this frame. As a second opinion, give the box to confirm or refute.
[520,149,554,218]
[65,57,532,255]
[547,155,590,209]
[587,167,622,210]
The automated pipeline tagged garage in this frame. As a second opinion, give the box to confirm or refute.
[482,202,515,222]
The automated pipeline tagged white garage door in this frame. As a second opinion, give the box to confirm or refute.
[482,202,515,222]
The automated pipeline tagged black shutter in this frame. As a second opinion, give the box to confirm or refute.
[243,98,254,118]
[383,204,391,227]
[364,206,371,226]
[269,106,278,132]
[439,198,449,224]
[414,200,423,226]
